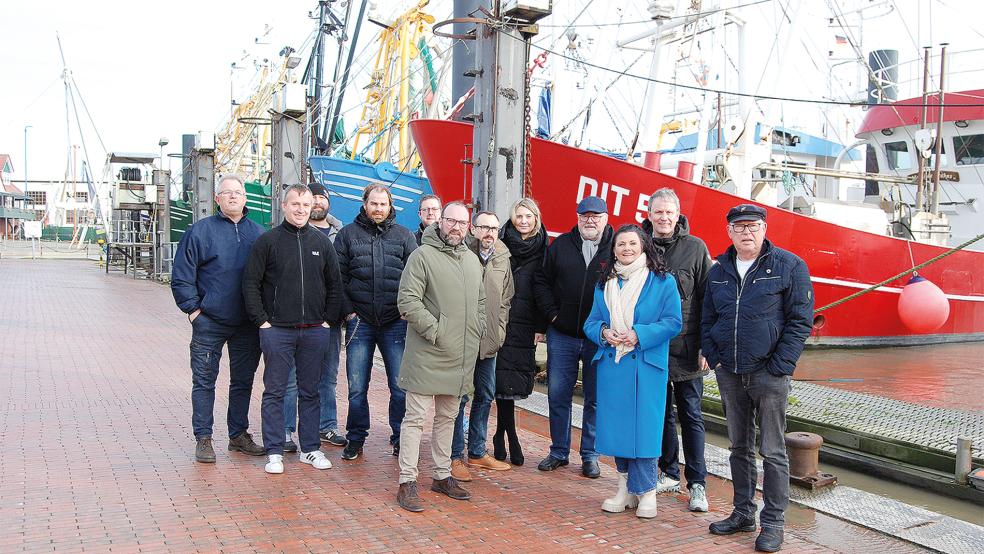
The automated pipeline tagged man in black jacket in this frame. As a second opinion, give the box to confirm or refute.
[334,184,417,460]
[242,184,343,475]
[644,188,711,513]
[701,204,814,553]
[534,196,613,479]
[414,194,441,245]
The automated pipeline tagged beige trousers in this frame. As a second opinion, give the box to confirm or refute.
[398,391,461,484]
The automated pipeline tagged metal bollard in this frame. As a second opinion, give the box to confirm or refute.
[955,437,972,485]
[786,431,837,489]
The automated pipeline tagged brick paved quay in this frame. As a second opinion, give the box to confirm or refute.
[0,258,928,553]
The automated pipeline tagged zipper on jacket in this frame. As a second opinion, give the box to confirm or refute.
[297,231,305,322]
[234,222,240,243]
[732,257,762,372]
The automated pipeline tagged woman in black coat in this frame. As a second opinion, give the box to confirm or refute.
[493,197,548,466]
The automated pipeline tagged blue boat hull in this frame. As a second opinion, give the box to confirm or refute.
[308,156,433,229]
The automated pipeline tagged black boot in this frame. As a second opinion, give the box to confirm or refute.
[493,400,508,461]
[507,431,524,466]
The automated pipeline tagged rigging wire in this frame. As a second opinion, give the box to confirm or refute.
[535,0,773,28]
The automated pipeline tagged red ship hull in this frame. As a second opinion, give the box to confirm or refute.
[411,119,984,346]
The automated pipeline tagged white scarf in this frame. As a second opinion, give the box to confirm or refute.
[603,253,649,363]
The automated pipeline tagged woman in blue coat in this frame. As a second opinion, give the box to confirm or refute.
[584,224,682,518]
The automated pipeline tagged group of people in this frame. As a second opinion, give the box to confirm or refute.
[171,176,813,553]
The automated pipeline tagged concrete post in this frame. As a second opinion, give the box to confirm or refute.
[190,150,215,223]
[270,112,305,226]
[955,437,972,485]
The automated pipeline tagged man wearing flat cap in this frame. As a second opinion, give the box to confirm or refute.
[701,204,814,553]
[533,195,613,479]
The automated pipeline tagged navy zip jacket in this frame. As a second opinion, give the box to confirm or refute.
[242,220,343,327]
[534,224,614,339]
[700,239,814,376]
[170,208,264,326]
[334,207,416,326]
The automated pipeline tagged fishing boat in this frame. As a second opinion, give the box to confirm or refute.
[410,2,984,347]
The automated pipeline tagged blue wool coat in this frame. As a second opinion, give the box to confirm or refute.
[584,272,683,459]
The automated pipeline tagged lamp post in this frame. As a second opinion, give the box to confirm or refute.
[23,125,32,190]
[158,137,169,170]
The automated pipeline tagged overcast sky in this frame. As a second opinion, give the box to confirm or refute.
[2,0,981,182]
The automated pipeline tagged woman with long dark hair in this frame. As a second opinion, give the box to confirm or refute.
[492,198,548,465]
[584,224,682,518]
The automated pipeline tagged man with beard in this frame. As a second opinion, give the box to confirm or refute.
[534,196,614,479]
[334,184,417,460]
[394,201,486,512]
[282,183,348,452]
[415,194,442,245]
[449,210,514,481]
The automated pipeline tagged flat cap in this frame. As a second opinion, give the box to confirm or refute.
[726,204,767,223]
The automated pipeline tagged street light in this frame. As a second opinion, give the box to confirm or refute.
[23,125,32,189]
[158,137,169,170]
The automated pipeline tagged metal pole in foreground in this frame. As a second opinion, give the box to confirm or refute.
[24,125,32,193]
[930,43,948,215]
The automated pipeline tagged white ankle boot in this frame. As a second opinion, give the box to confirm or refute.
[601,472,638,513]
[636,489,658,518]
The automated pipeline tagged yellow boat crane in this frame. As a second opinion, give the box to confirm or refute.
[349,0,437,171]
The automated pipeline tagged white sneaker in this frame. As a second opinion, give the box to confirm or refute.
[300,450,332,470]
[265,454,284,474]
[655,473,680,493]
[636,489,658,518]
[688,483,708,512]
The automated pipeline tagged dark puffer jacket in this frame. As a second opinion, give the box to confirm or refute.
[701,239,814,376]
[534,224,614,339]
[494,221,548,398]
[334,207,417,326]
[643,215,712,382]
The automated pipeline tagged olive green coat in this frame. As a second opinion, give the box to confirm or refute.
[398,224,487,397]
[466,234,515,359]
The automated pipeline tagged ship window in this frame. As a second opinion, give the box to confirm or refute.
[884,141,912,170]
[953,134,984,165]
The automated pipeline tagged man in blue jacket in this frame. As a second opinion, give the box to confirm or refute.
[701,204,814,553]
[171,174,266,463]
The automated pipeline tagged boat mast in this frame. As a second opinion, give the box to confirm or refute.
[327,0,369,156]
[321,0,355,149]
[915,46,930,213]
[929,43,947,215]
[310,1,328,153]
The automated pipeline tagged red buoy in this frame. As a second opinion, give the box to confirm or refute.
[897,276,950,333]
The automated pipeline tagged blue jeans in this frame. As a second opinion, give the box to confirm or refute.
[283,325,342,433]
[546,326,598,463]
[451,356,497,460]
[716,368,791,530]
[259,325,329,455]
[189,314,260,439]
[658,377,707,488]
[344,317,407,445]
[615,457,659,495]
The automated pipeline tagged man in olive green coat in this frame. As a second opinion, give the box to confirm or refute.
[395,202,487,512]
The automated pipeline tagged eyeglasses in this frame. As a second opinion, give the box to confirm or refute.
[578,213,605,222]
[442,217,469,229]
[217,190,245,197]
[730,222,763,233]
[474,225,499,234]
[419,207,440,213]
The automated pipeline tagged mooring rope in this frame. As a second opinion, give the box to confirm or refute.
[815,231,984,313]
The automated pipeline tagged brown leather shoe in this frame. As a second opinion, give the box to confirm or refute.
[431,476,471,500]
[397,481,425,513]
[228,432,265,456]
[451,459,473,481]
[468,454,511,471]
[195,436,216,463]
